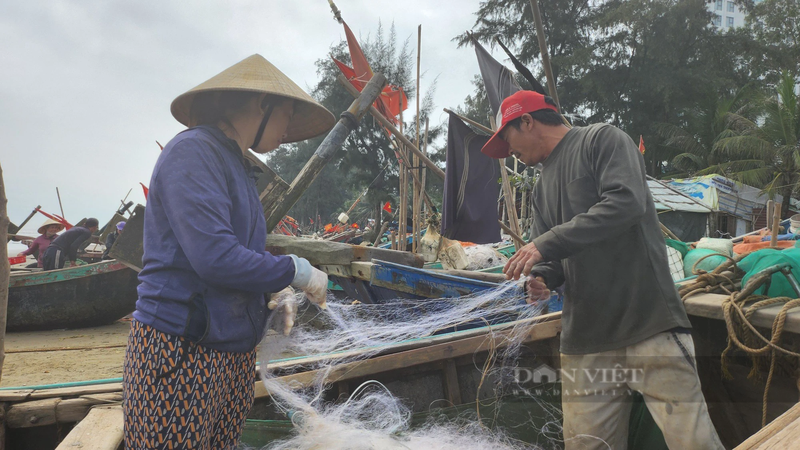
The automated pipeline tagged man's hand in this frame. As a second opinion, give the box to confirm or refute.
[527,276,550,305]
[503,242,543,280]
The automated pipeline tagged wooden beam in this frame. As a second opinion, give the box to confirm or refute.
[428,268,507,284]
[255,317,561,399]
[0,163,8,384]
[443,108,492,134]
[338,75,445,180]
[734,402,800,449]
[683,292,800,335]
[55,405,123,450]
[6,393,121,429]
[498,220,526,247]
[528,0,560,110]
[266,74,388,231]
[443,359,463,406]
[265,234,423,268]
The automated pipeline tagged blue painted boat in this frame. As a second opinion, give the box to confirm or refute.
[330,259,562,313]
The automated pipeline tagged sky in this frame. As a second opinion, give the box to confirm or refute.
[0,0,512,232]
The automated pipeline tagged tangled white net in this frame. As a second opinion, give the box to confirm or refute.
[257,282,561,449]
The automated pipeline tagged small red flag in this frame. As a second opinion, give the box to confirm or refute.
[140,182,149,199]
[639,135,646,155]
[382,201,392,214]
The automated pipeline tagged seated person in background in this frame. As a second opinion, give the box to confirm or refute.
[42,218,99,270]
[18,219,65,268]
[102,221,126,260]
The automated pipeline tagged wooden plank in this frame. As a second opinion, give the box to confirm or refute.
[443,359,462,406]
[6,393,121,428]
[265,311,562,374]
[683,293,800,335]
[108,204,144,272]
[429,268,507,284]
[735,403,800,449]
[754,416,800,449]
[255,317,561,399]
[265,235,423,268]
[55,405,123,450]
[27,383,123,400]
[0,390,33,402]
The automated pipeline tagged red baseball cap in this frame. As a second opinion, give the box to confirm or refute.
[481,90,559,159]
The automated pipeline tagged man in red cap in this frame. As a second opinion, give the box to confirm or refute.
[484,91,723,449]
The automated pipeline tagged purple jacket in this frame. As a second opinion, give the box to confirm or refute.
[21,234,58,267]
[134,126,296,353]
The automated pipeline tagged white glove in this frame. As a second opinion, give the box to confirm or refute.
[289,255,329,309]
[268,287,298,336]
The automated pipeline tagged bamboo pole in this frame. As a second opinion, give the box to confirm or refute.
[390,139,436,212]
[338,75,444,180]
[528,0,560,110]
[421,117,429,221]
[413,25,422,253]
[56,187,65,222]
[443,108,492,134]
[490,114,524,250]
[0,163,9,384]
[771,202,781,248]
[15,206,41,233]
[398,108,407,251]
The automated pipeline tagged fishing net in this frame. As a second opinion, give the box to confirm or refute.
[255,282,564,450]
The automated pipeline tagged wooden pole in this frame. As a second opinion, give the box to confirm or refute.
[56,187,65,221]
[390,139,436,211]
[443,108,492,134]
[421,117,429,220]
[373,221,389,247]
[398,108,407,252]
[528,0,560,110]
[338,75,444,180]
[0,163,9,384]
[413,25,422,253]
[490,113,524,250]
[498,220,526,247]
[771,202,781,248]
[15,206,41,233]
[266,74,387,231]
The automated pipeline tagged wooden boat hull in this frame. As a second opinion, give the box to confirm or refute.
[7,260,139,331]
[331,259,563,312]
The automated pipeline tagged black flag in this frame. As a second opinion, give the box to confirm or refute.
[441,113,501,244]
[472,36,522,116]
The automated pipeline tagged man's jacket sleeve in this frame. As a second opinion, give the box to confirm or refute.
[528,198,564,289]
[532,126,648,262]
[156,141,295,293]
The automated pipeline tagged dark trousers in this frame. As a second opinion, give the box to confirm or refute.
[41,246,67,271]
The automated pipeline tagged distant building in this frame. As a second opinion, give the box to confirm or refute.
[706,0,752,30]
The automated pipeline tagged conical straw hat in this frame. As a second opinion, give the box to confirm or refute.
[38,218,65,235]
[171,54,336,143]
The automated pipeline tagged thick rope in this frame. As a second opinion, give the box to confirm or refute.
[680,253,800,427]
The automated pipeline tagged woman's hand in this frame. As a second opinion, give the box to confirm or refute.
[268,287,298,336]
[302,268,329,309]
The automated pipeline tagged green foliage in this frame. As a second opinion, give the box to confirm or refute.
[713,71,800,216]
[264,22,445,228]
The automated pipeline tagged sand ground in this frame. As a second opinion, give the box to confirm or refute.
[1,321,131,388]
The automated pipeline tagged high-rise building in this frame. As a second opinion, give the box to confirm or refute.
[707,0,749,30]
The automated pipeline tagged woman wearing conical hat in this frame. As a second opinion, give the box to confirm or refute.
[17,219,65,268]
[123,55,336,449]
